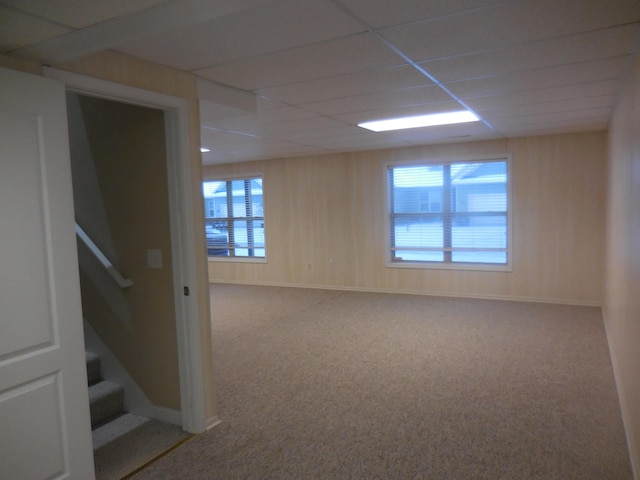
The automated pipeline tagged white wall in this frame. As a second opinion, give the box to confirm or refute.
[604,50,640,479]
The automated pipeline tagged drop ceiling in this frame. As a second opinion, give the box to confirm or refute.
[2,0,639,164]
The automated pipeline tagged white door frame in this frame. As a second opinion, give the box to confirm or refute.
[44,67,206,433]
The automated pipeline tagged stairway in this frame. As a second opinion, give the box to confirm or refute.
[87,351,124,428]
[86,351,152,450]
[85,351,191,479]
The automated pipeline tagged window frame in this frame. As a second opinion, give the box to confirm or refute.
[384,155,512,272]
[203,173,267,263]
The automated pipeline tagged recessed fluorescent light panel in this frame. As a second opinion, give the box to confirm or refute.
[358,110,480,132]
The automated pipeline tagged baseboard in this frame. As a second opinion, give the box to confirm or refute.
[142,404,183,426]
[83,320,182,427]
[206,416,222,431]
[208,279,602,307]
[601,308,640,480]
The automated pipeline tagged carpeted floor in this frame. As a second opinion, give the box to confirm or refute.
[132,284,632,479]
[93,416,191,480]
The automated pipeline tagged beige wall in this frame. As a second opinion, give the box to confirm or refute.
[73,95,180,409]
[605,51,640,478]
[0,53,42,75]
[204,131,606,306]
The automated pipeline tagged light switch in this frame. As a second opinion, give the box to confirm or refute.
[147,249,162,269]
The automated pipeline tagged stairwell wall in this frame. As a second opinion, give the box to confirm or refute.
[68,93,181,411]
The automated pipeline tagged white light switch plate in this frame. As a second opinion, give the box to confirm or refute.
[147,249,162,269]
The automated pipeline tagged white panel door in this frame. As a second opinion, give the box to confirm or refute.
[0,68,95,479]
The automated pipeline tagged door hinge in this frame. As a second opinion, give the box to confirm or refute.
[183,286,190,296]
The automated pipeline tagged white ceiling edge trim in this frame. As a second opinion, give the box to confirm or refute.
[197,77,257,113]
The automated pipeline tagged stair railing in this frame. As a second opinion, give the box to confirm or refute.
[75,223,133,289]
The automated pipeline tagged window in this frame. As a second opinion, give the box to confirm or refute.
[387,158,509,269]
[203,177,265,259]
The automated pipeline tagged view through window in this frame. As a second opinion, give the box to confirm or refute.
[203,177,265,258]
[388,159,509,268]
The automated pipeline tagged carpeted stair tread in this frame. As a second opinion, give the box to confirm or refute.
[86,351,101,385]
[84,350,190,479]
[89,380,124,429]
[92,413,151,450]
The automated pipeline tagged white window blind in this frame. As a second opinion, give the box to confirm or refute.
[203,177,265,258]
[388,159,509,266]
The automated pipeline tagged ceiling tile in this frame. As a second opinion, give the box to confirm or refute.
[206,114,352,137]
[476,94,614,118]
[258,65,429,105]
[2,0,174,29]
[259,143,333,155]
[273,125,367,142]
[201,129,332,164]
[202,142,329,165]
[258,116,352,136]
[379,0,640,62]
[0,6,70,52]
[202,105,317,132]
[420,24,639,83]
[379,121,499,143]
[301,84,453,116]
[195,33,405,90]
[337,0,505,29]
[493,116,609,137]
[117,0,366,71]
[200,128,269,148]
[487,107,611,130]
[1,0,632,164]
[445,56,631,99]
[466,80,620,110]
[496,122,608,138]
[11,0,275,64]
[304,133,413,151]
[199,99,255,124]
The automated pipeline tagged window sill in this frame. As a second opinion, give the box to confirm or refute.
[208,256,267,264]
[385,260,512,273]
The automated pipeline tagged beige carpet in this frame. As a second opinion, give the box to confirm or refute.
[132,284,632,479]
[94,415,191,479]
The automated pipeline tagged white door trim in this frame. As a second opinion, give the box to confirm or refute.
[44,67,206,433]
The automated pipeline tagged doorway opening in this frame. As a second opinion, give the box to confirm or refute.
[67,92,192,477]
[43,66,211,477]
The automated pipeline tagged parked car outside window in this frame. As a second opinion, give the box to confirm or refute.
[206,224,228,256]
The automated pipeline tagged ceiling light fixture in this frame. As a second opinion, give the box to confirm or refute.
[358,110,480,132]
[200,147,211,153]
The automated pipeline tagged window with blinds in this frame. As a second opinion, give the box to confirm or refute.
[387,158,510,268]
[203,177,265,259]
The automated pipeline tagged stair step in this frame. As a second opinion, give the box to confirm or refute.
[85,351,101,385]
[89,380,124,429]
[92,413,151,450]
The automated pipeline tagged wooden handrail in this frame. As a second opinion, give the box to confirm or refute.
[75,224,133,289]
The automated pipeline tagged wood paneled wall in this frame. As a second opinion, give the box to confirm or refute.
[0,53,42,75]
[204,131,606,306]
[604,51,640,478]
